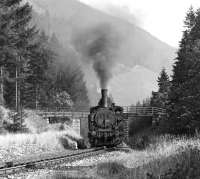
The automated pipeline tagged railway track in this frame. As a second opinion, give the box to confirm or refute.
[0,147,106,177]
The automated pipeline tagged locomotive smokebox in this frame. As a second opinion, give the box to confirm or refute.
[101,89,108,108]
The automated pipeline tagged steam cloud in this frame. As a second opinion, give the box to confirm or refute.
[73,23,120,89]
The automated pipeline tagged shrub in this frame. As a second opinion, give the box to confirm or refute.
[59,135,77,149]
[129,135,150,150]
[50,172,92,179]
[77,139,87,149]
[129,116,152,136]
[23,110,48,133]
[147,146,200,179]
[3,112,25,133]
[97,162,127,178]
[96,137,200,179]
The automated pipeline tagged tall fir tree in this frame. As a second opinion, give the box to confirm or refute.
[1,0,39,110]
[157,68,170,93]
[0,1,89,111]
[46,34,89,109]
[22,31,54,108]
[151,68,170,108]
[167,7,200,134]
[0,2,8,105]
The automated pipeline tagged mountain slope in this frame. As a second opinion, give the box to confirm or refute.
[30,0,175,105]
[86,65,158,105]
[110,65,158,105]
[31,0,176,72]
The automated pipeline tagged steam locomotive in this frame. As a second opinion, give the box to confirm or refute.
[88,89,125,147]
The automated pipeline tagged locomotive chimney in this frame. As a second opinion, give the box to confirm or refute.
[101,89,108,108]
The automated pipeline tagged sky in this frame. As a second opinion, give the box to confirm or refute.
[79,0,200,47]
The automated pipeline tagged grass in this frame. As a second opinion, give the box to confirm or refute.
[49,172,93,179]
[0,109,82,162]
[96,135,200,179]
[0,106,84,162]
[0,129,80,162]
[13,136,200,178]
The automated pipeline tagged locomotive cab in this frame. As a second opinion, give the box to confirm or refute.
[88,89,125,147]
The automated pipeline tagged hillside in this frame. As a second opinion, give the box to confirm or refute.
[30,0,176,105]
[31,0,176,72]
[110,65,158,105]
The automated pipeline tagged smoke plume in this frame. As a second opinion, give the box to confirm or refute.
[73,23,120,89]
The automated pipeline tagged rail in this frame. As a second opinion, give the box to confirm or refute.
[0,147,106,176]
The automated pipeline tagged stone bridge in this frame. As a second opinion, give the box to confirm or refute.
[36,106,166,118]
[36,106,166,139]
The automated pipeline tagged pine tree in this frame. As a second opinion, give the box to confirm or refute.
[157,68,170,93]
[0,0,39,110]
[0,1,89,111]
[151,68,170,108]
[184,6,196,30]
[47,34,89,110]
[52,65,89,110]
[167,7,200,134]
[22,31,54,109]
[0,4,7,105]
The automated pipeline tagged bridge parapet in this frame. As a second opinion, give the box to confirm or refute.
[123,106,166,117]
[36,106,166,119]
[36,111,89,118]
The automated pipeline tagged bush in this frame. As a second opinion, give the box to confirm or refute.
[129,116,152,136]
[97,162,128,178]
[128,135,150,150]
[59,135,77,149]
[50,172,92,179]
[96,137,200,179]
[2,112,26,133]
[77,139,87,149]
[147,146,200,179]
[23,110,48,133]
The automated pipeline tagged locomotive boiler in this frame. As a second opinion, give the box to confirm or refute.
[88,89,125,147]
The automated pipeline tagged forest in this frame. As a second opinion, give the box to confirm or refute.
[2,0,200,136]
[137,7,200,135]
[0,0,89,111]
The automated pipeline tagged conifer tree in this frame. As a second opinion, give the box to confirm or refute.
[0,3,8,105]
[157,68,170,93]
[151,68,170,108]
[0,1,89,111]
[167,7,200,134]
[46,34,89,110]
[22,31,54,108]
[1,0,39,110]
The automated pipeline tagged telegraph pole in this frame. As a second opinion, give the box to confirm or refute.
[16,64,18,112]
[16,56,23,129]
[16,56,22,112]
[0,66,4,105]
